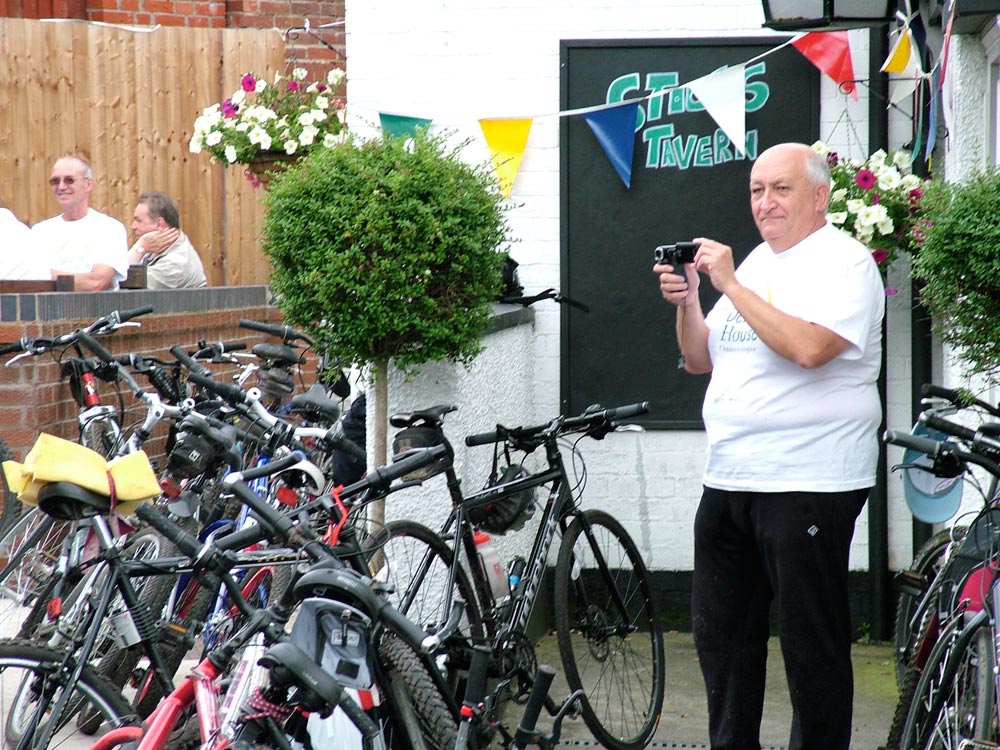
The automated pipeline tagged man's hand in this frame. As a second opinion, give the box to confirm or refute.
[139,227,179,258]
[691,237,738,296]
[654,261,699,307]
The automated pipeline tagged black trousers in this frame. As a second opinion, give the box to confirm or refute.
[691,486,869,750]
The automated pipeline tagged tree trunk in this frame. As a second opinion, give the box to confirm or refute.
[370,359,389,529]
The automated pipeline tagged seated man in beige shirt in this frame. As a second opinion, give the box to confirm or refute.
[128,192,208,290]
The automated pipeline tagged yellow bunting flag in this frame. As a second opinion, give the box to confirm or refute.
[881,28,913,75]
[479,118,533,197]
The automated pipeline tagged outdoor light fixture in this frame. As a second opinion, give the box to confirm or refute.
[761,0,897,31]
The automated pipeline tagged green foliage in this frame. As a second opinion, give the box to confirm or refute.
[261,130,510,373]
[913,169,1000,380]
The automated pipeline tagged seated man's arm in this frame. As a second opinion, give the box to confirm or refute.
[51,264,117,291]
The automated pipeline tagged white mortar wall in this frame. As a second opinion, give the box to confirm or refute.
[347,0,917,573]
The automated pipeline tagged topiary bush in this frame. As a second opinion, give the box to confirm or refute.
[261,130,511,374]
[912,169,1000,380]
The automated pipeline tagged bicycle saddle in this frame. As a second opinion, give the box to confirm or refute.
[288,383,341,424]
[251,342,305,368]
[389,404,457,428]
[37,481,112,521]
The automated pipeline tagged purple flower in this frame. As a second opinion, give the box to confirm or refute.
[872,249,889,265]
[826,151,840,168]
[287,80,300,92]
[855,169,876,190]
[222,98,238,118]
[884,286,898,297]
[909,186,923,203]
[241,74,257,92]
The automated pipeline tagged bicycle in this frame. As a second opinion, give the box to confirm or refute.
[885,420,1000,749]
[378,402,665,750]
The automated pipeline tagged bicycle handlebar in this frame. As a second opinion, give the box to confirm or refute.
[238,318,314,347]
[885,429,1000,479]
[187,369,249,405]
[922,383,1000,418]
[465,401,650,447]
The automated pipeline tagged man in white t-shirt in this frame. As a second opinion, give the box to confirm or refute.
[0,204,45,280]
[654,143,884,750]
[31,156,129,291]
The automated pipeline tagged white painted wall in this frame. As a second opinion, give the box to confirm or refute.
[348,0,922,573]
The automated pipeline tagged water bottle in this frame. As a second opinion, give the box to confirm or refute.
[475,530,509,600]
[508,556,527,599]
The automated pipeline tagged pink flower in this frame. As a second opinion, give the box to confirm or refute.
[222,98,238,118]
[885,287,898,297]
[826,151,840,168]
[287,80,300,92]
[241,74,257,92]
[855,169,876,190]
[872,193,881,204]
[872,248,889,264]
[909,187,923,203]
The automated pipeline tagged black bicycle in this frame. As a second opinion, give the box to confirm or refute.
[377,402,665,750]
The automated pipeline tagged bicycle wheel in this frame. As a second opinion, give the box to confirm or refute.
[376,520,484,644]
[0,438,20,537]
[0,638,134,750]
[0,510,68,638]
[554,509,665,750]
[893,527,967,686]
[900,613,995,750]
[377,633,457,750]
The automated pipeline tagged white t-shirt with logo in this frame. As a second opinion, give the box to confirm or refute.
[702,223,885,492]
[31,209,129,289]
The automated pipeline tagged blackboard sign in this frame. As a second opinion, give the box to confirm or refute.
[560,38,820,428]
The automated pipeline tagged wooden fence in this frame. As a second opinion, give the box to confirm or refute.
[0,18,285,286]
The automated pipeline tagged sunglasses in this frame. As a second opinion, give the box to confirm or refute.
[49,176,85,187]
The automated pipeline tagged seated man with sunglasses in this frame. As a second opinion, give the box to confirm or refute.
[31,155,129,291]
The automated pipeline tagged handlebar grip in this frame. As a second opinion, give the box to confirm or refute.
[465,429,500,447]
[324,429,367,462]
[169,345,210,377]
[462,644,492,708]
[609,401,650,421]
[214,520,271,552]
[238,318,286,336]
[922,413,977,443]
[333,685,381,740]
[193,341,247,359]
[187,370,248,405]
[77,330,116,364]
[118,306,154,323]
[0,341,26,356]
[515,664,556,747]
[134,503,203,560]
[922,383,966,404]
[236,452,304,483]
[362,445,448,493]
[884,429,948,457]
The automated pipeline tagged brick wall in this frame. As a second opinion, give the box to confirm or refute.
[1,0,345,76]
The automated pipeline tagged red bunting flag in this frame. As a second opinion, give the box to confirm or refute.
[792,31,857,101]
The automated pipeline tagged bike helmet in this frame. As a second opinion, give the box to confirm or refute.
[466,463,536,535]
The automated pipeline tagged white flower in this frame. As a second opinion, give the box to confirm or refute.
[189,134,203,154]
[901,174,922,191]
[230,90,246,106]
[868,149,888,168]
[846,199,866,214]
[235,122,250,133]
[310,108,327,123]
[876,167,902,191]
[283,140,298,155]
[292,67,308,81]
[876,218,894,235]
[299,125,319,146]
[811,140,830,156]
[225,145,238,163]
[829,211,848,225]
[205,130,223,147]
[327,68,346,88]
[323,132,339,148]
[857,203,889,230]
[298,111,316,127]
[307,82,319,94]
[255,79,266,94]
[315,95,330,110]
[248,126,272,151]
[830,188,847,203]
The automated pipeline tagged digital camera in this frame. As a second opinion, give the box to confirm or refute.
[653,241,699,267]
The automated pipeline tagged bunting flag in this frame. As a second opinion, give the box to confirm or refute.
[939,8,955,90]
[686,64,747,155]
[791,31,858,101]
[582,100,641,188]
[883,26,924,105]
[478,118,533,197]
[379,112,432,139]
[926,66,940,161]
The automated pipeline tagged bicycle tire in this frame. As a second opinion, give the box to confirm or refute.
[0,637,135,750]
[0,437,20,537]
[377,520,485,647]
[0,510,68,637]
[554,509,665,750]
[899,612,995,750]
[377,632,457,750]
[893,526,967,686]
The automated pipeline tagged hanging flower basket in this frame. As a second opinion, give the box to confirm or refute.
[245,151,301,188]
